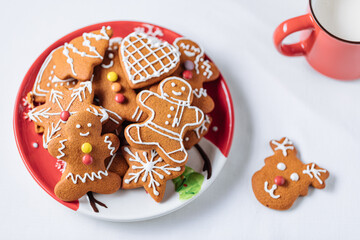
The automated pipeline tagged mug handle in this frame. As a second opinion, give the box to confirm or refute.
[273,14,314,56]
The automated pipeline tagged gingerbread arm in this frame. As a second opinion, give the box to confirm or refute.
[48,137,69,161]
[103,133,120,157]
[302,163,329,189]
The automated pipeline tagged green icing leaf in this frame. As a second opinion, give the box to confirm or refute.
[172,166,204,200]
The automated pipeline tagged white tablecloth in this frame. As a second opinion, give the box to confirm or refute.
[1,0,359,239]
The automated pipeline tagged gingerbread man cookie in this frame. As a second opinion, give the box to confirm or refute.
[48,111,121,201]
[93,38,147,133]
[119,31,180,89]
[252,138,329,210]
[173,38,220,113]
[121,146,185,202]
[27,81,108,148]
[125,77,204,166]
[52,26,113,81]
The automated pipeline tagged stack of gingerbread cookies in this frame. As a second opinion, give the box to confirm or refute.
[26,25,220,205]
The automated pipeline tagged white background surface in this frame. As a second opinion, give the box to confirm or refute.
[1,0,360,239]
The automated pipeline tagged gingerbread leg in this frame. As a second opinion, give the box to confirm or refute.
[54,179,89,202]
[194,144,212,179]
[89,172,121,195]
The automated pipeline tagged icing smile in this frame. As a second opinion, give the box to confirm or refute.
[172,90,182,96]
[184,50,195,57]
[79,132,90,137]
[264,181,280,199]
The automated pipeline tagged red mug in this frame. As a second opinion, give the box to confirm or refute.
[274,0,360,80]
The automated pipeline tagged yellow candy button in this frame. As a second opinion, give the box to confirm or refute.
[81,143,92,153]
[107,71,118,82]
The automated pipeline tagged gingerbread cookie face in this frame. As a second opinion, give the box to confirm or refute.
[173,38,220,113]
[121,146,184,202]
[47,111,121,201]
[52,26,113,81]
[119,32,180,89]
[27,81,108,148]
[29,49,78,103]
[125,77,204,166]
[252,138,329,210]
[93,39,147,132]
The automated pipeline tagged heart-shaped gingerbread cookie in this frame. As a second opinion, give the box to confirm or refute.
[120,32,180,89]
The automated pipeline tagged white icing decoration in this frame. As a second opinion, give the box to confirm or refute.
[167,114,171,118]
[200,60,213,79]
[171,82,176,87]
[56,139,67,159]
[87,123,92,127]
[32,142,39,148]
[76,124,81,129]
[290,173,299,182]
[103,108,123,125]
[212,126,218,132]
[194,114,211,139]
[170,106,175,111]
[62,26,111,76]
[120,32,180,85]
[303,163,327,184]
[104,135,116,156]
[86,105,108,123]
[28,80,109,148]
[125,77,204,164]
[134,24,164,37]
[123,147,180,196]
[185,137,189,141]
[264,181,280,199]
[172,90,182,96]
[193,88,208,98]
[131,106,144,122]
[79,131,90,137]
[106,153,117,170]
[66,170,108,184]
[101,60,113,69]
[277,162,286,171]
[271,138,294,157]
[165,121,169,125]
[181,86,186,91]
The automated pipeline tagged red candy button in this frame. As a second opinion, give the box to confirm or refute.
[60,111,70,121]
[182,70,193,80]
[274,176,285,186]
[115,93,125,103]
[82,154,93,165]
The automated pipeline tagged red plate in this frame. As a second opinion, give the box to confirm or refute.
[13,21,234,212]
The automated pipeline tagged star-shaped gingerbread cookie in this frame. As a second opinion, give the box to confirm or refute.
[121,146,185,202]
[27,81,108,148]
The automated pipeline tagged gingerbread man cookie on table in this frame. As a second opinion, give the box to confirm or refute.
[252,137,329,210]
[27,81,108,148]
[173,37,220,114]
[48,111,121,202]
[93,38,147,133]
[121,146,185,202]
[125,77,204,166]
[52,26,113,81]
[119,31,181,89]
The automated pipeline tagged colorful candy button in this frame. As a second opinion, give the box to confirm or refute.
[107,71,118,82]
[184,60,194,70]
[111,82,121,92]
[81,142,92,153]
[60,111,70,121]
[115,93,125,103]
[82,154,93,165]
[182,70,193,80]
[274,176,285,186]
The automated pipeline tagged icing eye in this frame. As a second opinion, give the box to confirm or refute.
[277,162,286,171]
[181,86,186,91]
[76,124,81,129]
[171,82,176,87]
[290,173,299,182]
[87,123,92,127]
